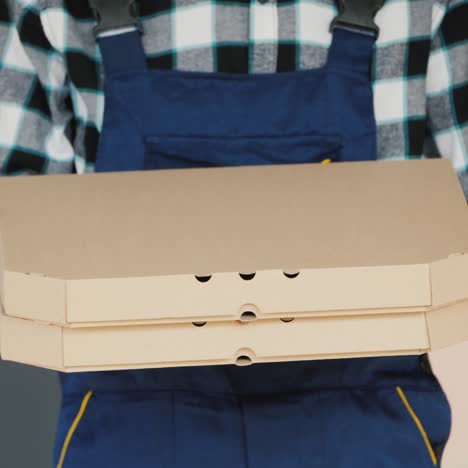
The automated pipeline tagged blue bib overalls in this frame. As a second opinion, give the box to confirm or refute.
[52,9,452,468]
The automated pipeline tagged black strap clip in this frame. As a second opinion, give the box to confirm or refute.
[89,0,141,36]
[330,0,385,37]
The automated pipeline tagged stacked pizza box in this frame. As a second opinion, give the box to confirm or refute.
[1,159,468,372]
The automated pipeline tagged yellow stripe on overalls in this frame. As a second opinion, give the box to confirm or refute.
[396,386,438,466]
[57,390,93,468]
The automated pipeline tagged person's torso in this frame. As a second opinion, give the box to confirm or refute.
[31,0,445,173]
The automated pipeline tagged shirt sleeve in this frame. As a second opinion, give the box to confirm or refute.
[425,0,468,198]
[0,0,76,175]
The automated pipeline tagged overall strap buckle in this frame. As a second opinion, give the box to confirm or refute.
[331,0,385,37]
[89,0,141,36]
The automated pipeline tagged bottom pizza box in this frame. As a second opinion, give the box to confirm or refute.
[2,296,468,372]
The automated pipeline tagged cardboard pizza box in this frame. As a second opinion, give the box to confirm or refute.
[1,159,468,328]
[0,297,466,372]
[1,158,468,370]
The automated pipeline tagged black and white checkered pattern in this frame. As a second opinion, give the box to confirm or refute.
[1,0,467,195]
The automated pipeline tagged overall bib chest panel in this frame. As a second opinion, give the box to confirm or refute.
[53,9,451,468]
[95,29,377,173]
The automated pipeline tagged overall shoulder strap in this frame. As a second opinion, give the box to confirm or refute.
[91,0,386,77]
[89,0,148,76]
[332,0,385,37]
[327,0,385,75]
[89,0,140,36]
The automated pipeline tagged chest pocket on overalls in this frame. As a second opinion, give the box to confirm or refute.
[143,133,342,170]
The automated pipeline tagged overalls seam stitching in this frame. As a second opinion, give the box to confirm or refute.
[57,391,94,468]
[395,386,438,466]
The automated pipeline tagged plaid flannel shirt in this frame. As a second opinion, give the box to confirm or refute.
[0,0,467,195]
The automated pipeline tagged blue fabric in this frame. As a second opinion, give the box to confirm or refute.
[95,29,376,173]
[53,27,451,467]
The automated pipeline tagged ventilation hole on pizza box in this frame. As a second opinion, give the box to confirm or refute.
[281,317,295,323]
[192,322,207,327]
[195,275,211,283]
[239,272,256,280]
[240,311,257,322]
[283,271,300,279]
[236,355,253,367]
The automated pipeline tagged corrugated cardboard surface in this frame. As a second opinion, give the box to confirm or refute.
[1,159,467,279]
[2,300,467,372]
[1,309,429,371]
[1,159,468,327]
[3,264,432,325]
[1,158,468,372]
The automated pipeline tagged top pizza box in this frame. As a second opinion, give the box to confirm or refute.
[1,158,468,337]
